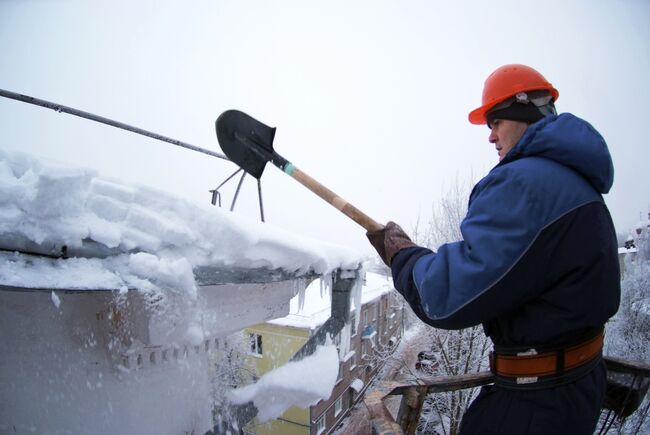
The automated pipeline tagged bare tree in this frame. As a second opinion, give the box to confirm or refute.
[410,174,492,435]
[211,332,256,432]
[412,172,471,249]
[415,325,490,435]
[604,213,650,433]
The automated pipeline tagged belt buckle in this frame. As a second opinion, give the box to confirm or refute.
[516,348,538,385]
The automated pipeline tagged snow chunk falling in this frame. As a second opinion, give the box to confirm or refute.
[227,345,339,422]
[51,291,61,308]
[185,324,205,346]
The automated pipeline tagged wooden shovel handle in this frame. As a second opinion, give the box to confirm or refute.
[290,167,384,232]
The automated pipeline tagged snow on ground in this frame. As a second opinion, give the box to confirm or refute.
[228,344,339,422]
[0,149,362,294]
[403,322,425,342]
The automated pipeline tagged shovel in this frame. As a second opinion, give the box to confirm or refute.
[216,110,384,232]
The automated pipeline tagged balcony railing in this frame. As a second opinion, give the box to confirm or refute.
[363,356,650,435]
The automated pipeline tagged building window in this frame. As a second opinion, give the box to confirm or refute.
[350,314,356,336]
[249,333,262,356]
[362,340,369,357]
[350,353,357,370]
[334,396,343,416]
[316,415,326,434]
[363,309,369,325]
[372,304,377,321]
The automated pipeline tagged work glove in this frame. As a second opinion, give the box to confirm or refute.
[366,221,417,266]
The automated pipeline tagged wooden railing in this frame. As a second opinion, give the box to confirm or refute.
[363,356,650,435]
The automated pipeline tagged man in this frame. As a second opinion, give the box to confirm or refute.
[368,64,620,434]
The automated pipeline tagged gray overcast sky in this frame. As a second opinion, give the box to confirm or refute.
[1,0,649,254]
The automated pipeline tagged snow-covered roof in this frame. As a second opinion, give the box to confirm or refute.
[361,272,395,304]
[0,149,362,295]
[267,271,395,330]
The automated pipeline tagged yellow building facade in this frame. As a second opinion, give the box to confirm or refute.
[240,272,404,435]
[244,322,312,435]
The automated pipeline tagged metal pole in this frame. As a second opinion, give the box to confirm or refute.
[230,171,247,212]
[0,88,273,220]
[0,88,228,161]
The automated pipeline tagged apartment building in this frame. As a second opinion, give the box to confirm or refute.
[241,272,404,435]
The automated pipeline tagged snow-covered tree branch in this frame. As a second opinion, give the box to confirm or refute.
[410,175,491,435]
[605,212,650,433]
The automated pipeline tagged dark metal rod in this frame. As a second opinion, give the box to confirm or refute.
[210,190,221,207]
[212,168,243,193]
[230,170,247,212]
[0,88,229,161]
[257,178,265,222]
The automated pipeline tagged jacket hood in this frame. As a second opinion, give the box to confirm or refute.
[502,113,614,193]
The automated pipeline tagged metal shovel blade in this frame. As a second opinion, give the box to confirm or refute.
[216,110,277,179]
[215,109,384,232]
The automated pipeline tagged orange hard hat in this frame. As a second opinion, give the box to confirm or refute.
[468,64,559,125]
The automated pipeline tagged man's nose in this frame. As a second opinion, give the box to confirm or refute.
[488,129,497,144]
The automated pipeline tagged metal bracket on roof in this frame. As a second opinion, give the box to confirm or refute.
[290,268,357,362]
[209,168,266,222]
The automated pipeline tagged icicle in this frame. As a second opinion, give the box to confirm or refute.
[320,272,332,300]
[350,268,364,337]
[297,280,308,312]
[339,323,351,360]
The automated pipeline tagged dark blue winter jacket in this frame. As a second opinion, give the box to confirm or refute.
[392,113,620,348]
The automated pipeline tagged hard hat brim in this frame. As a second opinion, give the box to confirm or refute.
[468,103,492,125]
[468,87,559,125]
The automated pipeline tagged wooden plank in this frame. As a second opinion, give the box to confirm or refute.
[365,357,650,434]
[365,374,495,434]
[364,387,405,435]
[396,385,427,435]
[604,356,650,377]
[385,372,495,397]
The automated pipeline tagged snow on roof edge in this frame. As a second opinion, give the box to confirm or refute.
[0,148,363,294]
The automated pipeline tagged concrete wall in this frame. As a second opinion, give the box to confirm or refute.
[0,276,304,434]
